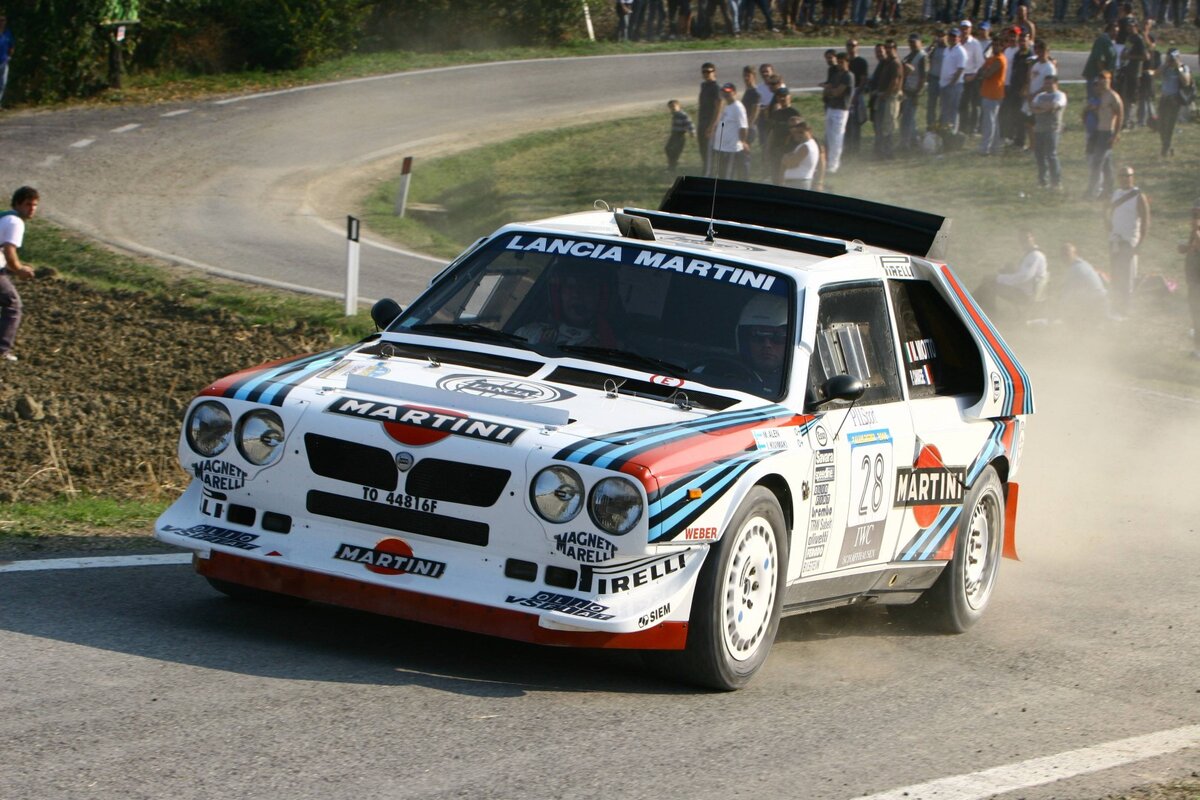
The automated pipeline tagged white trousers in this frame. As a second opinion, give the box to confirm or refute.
[824,108,849,174]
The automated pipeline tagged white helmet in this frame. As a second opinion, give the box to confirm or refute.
[737,294,788,350]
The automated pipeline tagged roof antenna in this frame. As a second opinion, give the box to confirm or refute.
[705,121,723,244]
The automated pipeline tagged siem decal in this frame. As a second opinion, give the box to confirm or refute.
[578,552,688,594]
[162,524,259,551]
[505,591,614,620]
[554,531,618,563]
[435,374,573,404]
[190,460,247,491]
[327,396,525,446]
[333,539,446,578]
[639,602,672,629]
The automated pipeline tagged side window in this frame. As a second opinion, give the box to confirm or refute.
[807,283,902,408]
[888,280,984,400]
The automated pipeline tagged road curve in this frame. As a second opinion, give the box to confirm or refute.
[0,48,1090,306]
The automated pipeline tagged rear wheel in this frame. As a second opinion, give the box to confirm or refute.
[645,486,788,690]
[893,466,1004,633]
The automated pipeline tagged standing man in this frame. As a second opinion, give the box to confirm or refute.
[925,30,947,134]
[740,64,762,179]
[0,186,39,362]
[901,34,927,151]
[978,40,1007,155]
[767,87,802,183]
[1030,75,1067,190]
[1083,21,1118,89]
[0,13,12,109]
[875,41,903,159]
[711,83,749,179]
[780,120,820,189]
[1157,48,1192,157]
[1085,71,1123,199]
[1115,15,1147,127]
[822,52,855,174]
[845,40,870,155]
[1106,166,1151,317]
[698,63,721,176]
[940,28,968,133]
[958,20,985,135]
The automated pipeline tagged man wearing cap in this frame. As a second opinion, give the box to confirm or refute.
[822,53,854,174]
[939,28,967,132]
[875,40,903,158]
[1106,166,1151,317]
[711,82,750,180]
[958,20,985,135]
[767,86,802,182]
[901,34,927,151]
[1157,48,1192,157]
[698,63,721,176]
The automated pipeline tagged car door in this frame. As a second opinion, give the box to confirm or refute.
[797,281,916,578]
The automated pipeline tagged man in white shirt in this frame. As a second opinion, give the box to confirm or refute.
[975,230,1048,319]
[958,20,985,134]
[1106,165,1151,317]
[0,186,38,362]
[939,28,967,133]
[711,83,750,180]
[779,120,820,189]
[1056,242,1109,324]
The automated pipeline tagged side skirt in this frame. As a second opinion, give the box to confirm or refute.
[782,563,945,615]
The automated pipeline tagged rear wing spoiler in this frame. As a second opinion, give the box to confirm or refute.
[659,177,952,260]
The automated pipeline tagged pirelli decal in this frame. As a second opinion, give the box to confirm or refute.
[893,467,966,506]
[326,396,525,445]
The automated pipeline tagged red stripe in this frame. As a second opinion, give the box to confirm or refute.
[620,414,812,493]
[940,266,1026,415]
[197,352,318,399]
[198,551,688,650]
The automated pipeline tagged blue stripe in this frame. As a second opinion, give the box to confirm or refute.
[919,507,963,559]
[255,349,348,406]
[901,506,957,560]
[231,351,332,402]
[649,455,771,541]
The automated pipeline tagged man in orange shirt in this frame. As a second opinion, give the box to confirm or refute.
[978,38,1007,156]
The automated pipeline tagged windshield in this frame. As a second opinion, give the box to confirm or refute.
[394,231,795,399]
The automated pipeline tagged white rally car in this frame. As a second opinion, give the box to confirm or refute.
[157,179,1033,690]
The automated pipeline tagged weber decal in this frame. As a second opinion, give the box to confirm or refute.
[333,539,446,578]
[161,524,259,551]
[681,526,719,541]
[506,591,614,620]
[327,396,525,446]
[190,460,247,491]
[553,531,617,563]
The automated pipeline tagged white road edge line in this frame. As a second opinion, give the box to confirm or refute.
[161,109,192,117]
[111,123,141,133]
[858,724,1200,800]
[70,138,95,148]
[0,553,193,572]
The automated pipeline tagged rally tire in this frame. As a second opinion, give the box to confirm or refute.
[205,577,308,607]
[645,486,788,691]
[894,466,1004,633]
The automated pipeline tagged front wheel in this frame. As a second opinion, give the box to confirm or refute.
[894,466,1005,633]
[645,486,788,690]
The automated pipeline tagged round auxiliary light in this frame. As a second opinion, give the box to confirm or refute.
[588,477,644,536]
[236,409,286,466]
[186,401,232,457]
[530,465,584,524]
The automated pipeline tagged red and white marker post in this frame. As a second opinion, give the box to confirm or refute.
[394,156,414,217]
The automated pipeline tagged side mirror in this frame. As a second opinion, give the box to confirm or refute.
[370,298,403,331]
[819,373,865,406]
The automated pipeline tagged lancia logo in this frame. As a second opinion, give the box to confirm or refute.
[436,374,573,404]
[395,452,415,472]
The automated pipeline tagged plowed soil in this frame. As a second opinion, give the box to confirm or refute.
[0,273,335,504]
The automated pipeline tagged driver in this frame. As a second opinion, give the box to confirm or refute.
[737,293,789,389]
[517,264,617,346]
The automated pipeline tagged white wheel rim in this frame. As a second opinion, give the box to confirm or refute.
[962,489,1001,611]
[721,513,778,663]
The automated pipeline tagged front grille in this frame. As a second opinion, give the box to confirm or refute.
[405,459,510,507]
[307,490,489,546]
[305,433,398,491]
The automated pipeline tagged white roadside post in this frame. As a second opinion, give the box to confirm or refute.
[344,215,360,317]
[582,0,595,41]
[393,156,414,217]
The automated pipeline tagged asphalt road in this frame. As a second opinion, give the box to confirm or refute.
[0,47,1099,307]
[1,49,1198,799]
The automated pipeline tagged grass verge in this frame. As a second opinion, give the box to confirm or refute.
[0,496,167,542]
[363,86,1200,389]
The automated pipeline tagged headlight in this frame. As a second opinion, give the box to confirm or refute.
[236,409,286,466]
[186,401,232,457]
[588,477,644,535]
[530,466,584,523]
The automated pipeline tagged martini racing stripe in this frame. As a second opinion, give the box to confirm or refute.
[201,345,355,407]
[897,419,1013,561]
[648,449,778,542]
[939,266,1034,417]
[554,404,791,468]
[250,347,353,406]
